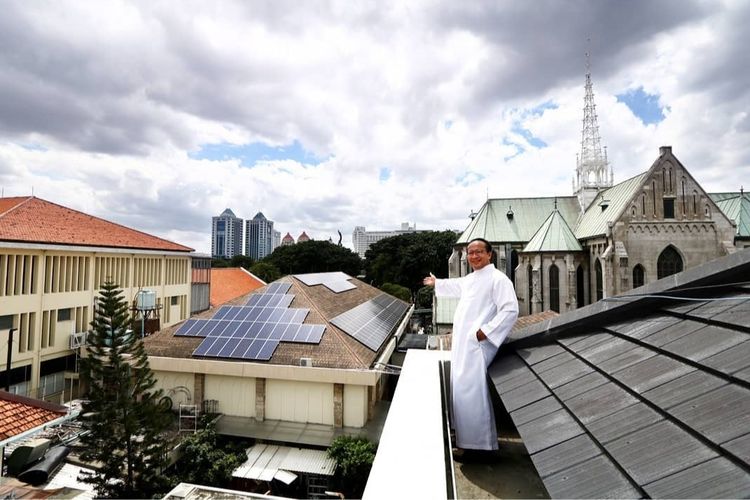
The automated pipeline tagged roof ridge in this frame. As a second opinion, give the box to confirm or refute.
[0,196,33,218]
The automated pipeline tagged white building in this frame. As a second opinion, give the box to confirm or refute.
[352,222,418,258]
[245,212,274,260]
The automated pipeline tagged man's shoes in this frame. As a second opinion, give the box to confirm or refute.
[453,448,500,464]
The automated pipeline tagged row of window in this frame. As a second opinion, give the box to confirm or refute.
[527,246,685,314]
[165,258,189,285]
[0,254,39,296]
[164,294,188,324]
[41,306,89,349]
[45,255,91,293]
[0,312,37,353]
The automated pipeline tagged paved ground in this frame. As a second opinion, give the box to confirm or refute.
[453,413,549,499]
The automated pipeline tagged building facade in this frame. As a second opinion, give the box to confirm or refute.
[352,222,417,258]
[211,209,243,259]
[0,196,194,402]
[245,212,274,260]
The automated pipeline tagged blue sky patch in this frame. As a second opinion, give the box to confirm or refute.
[190,140,325,166]
[455,171,485,186]
[616,87,666,125]
[379,167,392,182]
[526,100,558,117]
[511,124,548,148]
[18,142,48,152]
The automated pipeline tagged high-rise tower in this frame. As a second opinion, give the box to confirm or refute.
[573,52,613,211]
[246,212,274,260]
[211,208,243,259]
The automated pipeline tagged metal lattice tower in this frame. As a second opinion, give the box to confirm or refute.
[573,50,613,211]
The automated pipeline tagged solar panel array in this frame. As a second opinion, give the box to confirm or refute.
[174,281,325,361]
[295,272,357,293]
[330,293,410,351]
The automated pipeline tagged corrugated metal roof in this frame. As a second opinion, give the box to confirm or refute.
[574,172,648,239]
[457,197,580,244]
[523,209,583,252]
[435,296,459,325]
[711,192,750,238]
[233,444,336,481]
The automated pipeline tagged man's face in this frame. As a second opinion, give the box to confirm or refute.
[467,241,492,271]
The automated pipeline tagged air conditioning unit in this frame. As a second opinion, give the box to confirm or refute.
[299,357,313,367]
[69,331,87,349]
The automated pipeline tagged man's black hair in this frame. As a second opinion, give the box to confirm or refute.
[468,237,492,253]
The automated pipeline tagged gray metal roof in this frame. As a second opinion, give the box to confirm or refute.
[523,209,583,252]
[711,192,750,238]
[490,249,750,498]
[457,197,580,244]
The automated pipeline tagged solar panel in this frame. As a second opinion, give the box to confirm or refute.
[331,293,410,351]
[175,279,326,361]
[294,272,356,294]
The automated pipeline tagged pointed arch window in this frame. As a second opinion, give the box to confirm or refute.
[510,250,518,287]
[657,246,683,279]
[595,259,603,301]
[549,264,560,313]
[527,264,533,315]
[576,265,585,307]
[632,264,645,289]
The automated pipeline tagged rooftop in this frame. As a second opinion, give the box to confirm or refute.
[0,196,192,252]
[210,268,265,308]
[0,392,67,442]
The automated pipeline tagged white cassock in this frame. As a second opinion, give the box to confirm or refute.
[435,264,518,450]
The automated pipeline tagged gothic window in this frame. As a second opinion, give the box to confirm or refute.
[663,198,675,219]
[652,181,657,217]
[549,264,560,313]
[632,206,636,217]
[510,250,518,286]
[527,264,533,315]
[576,265,585,307]
[668,169,672,192]
[632,264,645,289]
[657,246,683,279]
[693,192,698,215]
[681,179,686,214]
[595,259,603,301]
[705,204,710,217]
[642,194,646,215]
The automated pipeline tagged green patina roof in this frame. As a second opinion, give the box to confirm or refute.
[710,192,750,238]
[457,197,580,244]
[523,209,583,252]
[574,172,649,239]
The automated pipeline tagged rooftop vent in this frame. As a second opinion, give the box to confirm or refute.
[506,206,514,220]
[599,199,610,212]
[299,357,313,367]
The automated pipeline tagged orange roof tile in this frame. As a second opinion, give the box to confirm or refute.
[0,197,193,252]
[210,268,265,307]
[0,392,67,441]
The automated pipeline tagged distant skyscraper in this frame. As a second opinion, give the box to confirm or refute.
[246,212,274,260]
[211,208,243,259]
[352,222,418,258]
[272,230,281,252]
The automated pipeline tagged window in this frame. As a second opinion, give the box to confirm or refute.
[657,246,683,279]
[595,260,603,301]
[549,264,560,313]
[57,308,71,322]
[663,198,675,219]
[0,315,12,330]
[171,296,179,306]
[510,250,518,286]
[632,265,645,289]
[527,264,533,315]
[576,266,585,307]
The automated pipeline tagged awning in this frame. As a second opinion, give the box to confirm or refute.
[232,444,336,483]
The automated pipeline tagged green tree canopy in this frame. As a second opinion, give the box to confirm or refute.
[249,261,281,283]
[78,281,171,498]
[172,423,246,487]
[380,282,411,302]
[263,240,362,276]
[365,231,458,293]
[327,436,376,498]
[229,254,255,269]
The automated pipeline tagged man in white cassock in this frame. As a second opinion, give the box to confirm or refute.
[424,238,518,454]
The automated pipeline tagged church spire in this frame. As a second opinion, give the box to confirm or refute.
[573,47,612,211]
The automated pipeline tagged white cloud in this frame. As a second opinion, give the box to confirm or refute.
[0,0,748,253]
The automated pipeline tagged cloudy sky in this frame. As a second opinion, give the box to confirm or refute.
[1,0,748,253]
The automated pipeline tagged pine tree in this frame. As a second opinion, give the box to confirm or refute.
[78,281,171,498]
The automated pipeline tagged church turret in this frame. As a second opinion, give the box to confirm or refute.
[573,50,612,212]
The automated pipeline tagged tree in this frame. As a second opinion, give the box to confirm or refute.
[249,261,281,283]
[264,240,362,276]
[416,285,434,309]
[365,231,458,293]
[327,436,376,498]
[172,422,246,487]
[229,254,254,269]
[78,281,171,498]
[211,258,230,268]
[380,283,411,302]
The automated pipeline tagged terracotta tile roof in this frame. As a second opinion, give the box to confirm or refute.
[0,196,193,252]
[0,392,67,441]
[210,268,265,307]
[145,275,411,369]
[511,310,559,331]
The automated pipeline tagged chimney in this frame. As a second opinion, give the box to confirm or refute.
[659,146,672,156]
